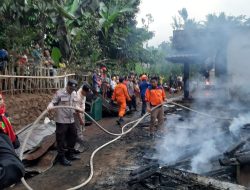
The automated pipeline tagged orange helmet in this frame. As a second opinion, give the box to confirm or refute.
[141,75,147,80]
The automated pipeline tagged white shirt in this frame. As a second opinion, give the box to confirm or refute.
[110,80,117,90]
[76,88,86,111]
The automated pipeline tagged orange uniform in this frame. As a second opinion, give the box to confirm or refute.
[112,83,131,117]
[145,87,166,106]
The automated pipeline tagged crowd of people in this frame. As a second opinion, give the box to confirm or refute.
[110,74,166,135]
[0,54,182,188]
[44,68,168,167]
[0,73,168,188]
[0,67,172,189]
[0,44,66,76]
[91,66,169,137]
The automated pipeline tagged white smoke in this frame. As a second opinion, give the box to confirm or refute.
[156,109,250,174]
[229,112,250,136]
[191,140,219,173]
[155,12,250,174]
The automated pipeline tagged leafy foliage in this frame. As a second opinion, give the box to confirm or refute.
[0,0,154,73]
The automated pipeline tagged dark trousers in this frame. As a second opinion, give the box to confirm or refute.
[56,123,77,156]
[0,134,25,189]
[128,95,137,110]
[141,96,147,115]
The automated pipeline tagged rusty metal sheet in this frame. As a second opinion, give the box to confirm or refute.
[25,151,58,174]
[23,134,56,161]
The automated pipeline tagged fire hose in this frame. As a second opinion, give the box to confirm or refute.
[19,101,232,190]
[19,105,154,190]
[169,102,233,121]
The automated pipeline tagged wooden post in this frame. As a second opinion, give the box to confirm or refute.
[183,62,190,99]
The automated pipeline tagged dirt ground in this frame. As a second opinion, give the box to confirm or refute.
[7,91,182,190]
[4,93,54,131]
[10,110,157,190]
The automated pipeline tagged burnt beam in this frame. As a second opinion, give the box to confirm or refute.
[160,167,246,190]
[183,62,190,99]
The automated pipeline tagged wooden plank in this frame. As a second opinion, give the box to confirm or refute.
[161,167,247,190]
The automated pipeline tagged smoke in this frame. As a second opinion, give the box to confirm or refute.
[154,12,250,174]
[156,107,250,174]
[191,140,219,173]
[229,112,250,136]
[156,111,232,173]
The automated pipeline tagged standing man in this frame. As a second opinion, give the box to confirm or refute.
[110,76,117,98]
[112,77,131,125]
[127,76,137,111]
[139,75,149,116]
[31,43,42,65]
[0,48,8,72]
[92,70,100,95]
[47,79,79,166]
[74,84,90,152]
[145,77,166,137]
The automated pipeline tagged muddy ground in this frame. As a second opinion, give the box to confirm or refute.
[10,110,159,190]
[5,91,181,190]
[5,93,54,131]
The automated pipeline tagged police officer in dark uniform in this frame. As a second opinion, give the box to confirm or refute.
[47,79,80,166]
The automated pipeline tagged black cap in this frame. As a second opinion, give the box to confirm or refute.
[67,79,78,90]
[82,84,90,92]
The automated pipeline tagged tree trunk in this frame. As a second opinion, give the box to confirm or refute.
[56,0,71,59]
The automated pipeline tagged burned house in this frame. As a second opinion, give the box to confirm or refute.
[126,28,250,189]
[166,28,250,102]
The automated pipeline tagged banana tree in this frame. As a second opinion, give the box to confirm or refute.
[20,0,80,58]
[52,0,100,59]
[98,0,136,56]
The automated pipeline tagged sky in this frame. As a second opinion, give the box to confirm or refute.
[136,0,250,46]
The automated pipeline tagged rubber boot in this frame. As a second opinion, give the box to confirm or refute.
[116,117,124,125]
[66,151,81,161]
[58,155,72,166]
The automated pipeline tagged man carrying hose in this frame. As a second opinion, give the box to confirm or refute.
[47,79,80,166]
[112,77,131,125]
[145,77,166,138]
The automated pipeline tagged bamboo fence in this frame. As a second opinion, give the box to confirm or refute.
[0,64,89,94]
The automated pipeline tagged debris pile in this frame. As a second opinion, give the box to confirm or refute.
[128,165,246,190]
[129,104,250,189]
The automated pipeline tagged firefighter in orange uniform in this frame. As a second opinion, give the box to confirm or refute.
[112,77,131,125]
[145,77,166,137]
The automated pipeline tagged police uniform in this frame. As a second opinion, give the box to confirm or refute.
[48,79,78,165]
